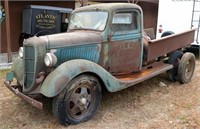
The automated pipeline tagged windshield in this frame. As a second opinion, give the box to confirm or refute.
[69,11,108,31]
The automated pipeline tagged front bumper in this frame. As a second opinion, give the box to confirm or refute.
[4,80,43,109]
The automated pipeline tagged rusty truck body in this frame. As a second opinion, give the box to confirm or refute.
[5,3,196,125]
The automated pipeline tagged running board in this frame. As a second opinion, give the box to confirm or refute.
[115,62,173,87]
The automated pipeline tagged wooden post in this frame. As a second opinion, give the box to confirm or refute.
[4,0,12,62]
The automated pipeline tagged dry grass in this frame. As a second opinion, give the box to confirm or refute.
[0,59,200,129]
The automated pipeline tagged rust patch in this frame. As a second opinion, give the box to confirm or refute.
[147,29,196,61]
[55,76,70,94]
[80,66,86,72]
[4,81,43,109]
[35,72,46,85]
[116,61,173,82]
[108,40,141,75]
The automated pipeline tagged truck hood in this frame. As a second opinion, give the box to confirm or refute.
[39,31,103,49]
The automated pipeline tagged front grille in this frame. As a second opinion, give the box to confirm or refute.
[24,46,35,90]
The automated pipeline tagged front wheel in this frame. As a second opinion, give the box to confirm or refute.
[52,74,102,125]
[177,52,196,84]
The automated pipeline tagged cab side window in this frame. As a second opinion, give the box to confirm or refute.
[112,11,138,32]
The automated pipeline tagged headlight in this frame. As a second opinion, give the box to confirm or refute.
[19,47,23,58]
[44,53,57,67]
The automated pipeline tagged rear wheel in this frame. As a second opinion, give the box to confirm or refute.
[166,50,183,82]
[177,52,196,84]
[52,74,102,125]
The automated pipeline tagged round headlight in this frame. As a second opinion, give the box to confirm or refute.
[19,47,23,58]
[44,53,57,67]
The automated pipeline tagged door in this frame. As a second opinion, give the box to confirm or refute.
[108,10,142,75]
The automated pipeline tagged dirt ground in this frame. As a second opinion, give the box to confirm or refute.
[0,57,200,129]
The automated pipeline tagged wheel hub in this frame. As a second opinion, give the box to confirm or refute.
[80,98,87,105]
[78,97,89,110]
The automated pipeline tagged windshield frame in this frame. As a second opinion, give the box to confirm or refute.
[68,9,109,32]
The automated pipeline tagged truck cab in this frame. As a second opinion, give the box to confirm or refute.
[66,3,143,74]
[5,3,196,125]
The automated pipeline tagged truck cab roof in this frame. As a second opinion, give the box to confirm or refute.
[73,3,142,13]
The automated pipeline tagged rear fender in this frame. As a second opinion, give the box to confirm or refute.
[40,59,121,97]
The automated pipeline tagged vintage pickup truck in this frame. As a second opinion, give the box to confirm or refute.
[5,3,196,125]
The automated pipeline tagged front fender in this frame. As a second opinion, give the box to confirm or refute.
[11,57,24,85]
[40,59,122,97]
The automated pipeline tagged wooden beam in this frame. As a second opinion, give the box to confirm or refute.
[4,0,12,62]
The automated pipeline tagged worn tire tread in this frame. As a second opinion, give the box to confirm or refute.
[177,52,195,84]
[52,74,102,125]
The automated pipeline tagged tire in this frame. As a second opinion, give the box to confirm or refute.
[166,50,183,82]
[52,74,102,125]
[177,52,196,84]
[161,31,175,37]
